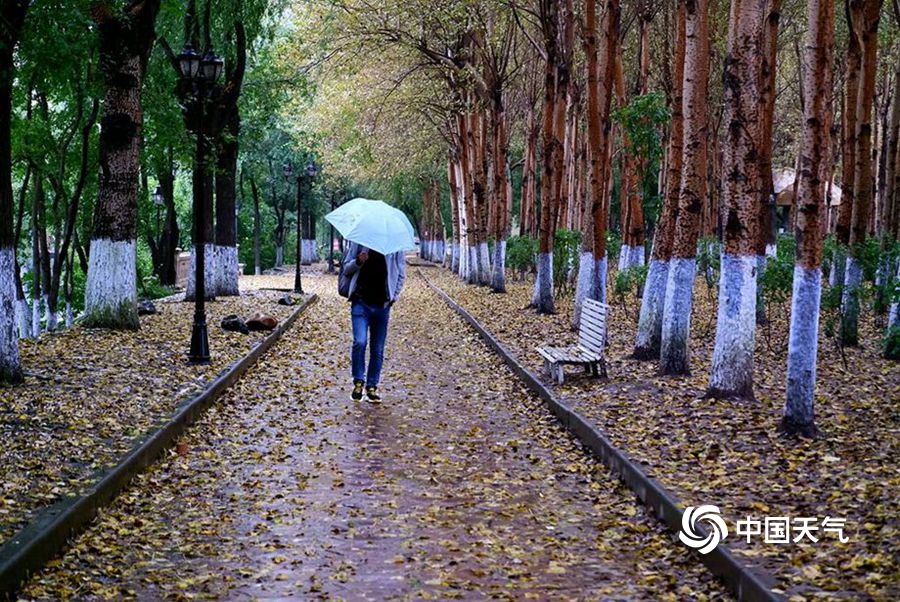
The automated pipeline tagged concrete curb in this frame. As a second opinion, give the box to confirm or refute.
[420,272,782,602]
[0,295,319,600]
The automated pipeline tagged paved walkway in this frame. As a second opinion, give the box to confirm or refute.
[22,274,727,600]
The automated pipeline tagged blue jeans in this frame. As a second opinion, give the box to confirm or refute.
[351,300,391,387]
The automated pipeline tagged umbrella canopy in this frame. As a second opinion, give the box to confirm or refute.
[324,198,417,256]
[772,167,843,206]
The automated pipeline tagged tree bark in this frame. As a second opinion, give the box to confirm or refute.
[635,0,685,360]
[708,0,767,400]
[660,0,710,376]
[841,0,884,346]
[83,0,161,330]
[781,0,833,438]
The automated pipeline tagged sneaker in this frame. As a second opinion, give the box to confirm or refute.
[351,380,364,401]
[365,386,382,403]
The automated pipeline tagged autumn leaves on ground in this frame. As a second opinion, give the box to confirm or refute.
[4,266,896,600]
[15,273,724,600]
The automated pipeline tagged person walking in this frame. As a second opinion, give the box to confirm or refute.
[340,241,406,402]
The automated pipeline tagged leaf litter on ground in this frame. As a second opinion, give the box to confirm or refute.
[420,263,898,600]
[0,279,305,544]
[21,272,728,601]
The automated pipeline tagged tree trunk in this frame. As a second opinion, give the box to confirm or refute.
[520,108,538,238]
[447,154,461,272]
[635,0,685,360]
[835,1,862,246]
[755,0,781,326]
[660,0,710,376]
[490,96,511,293]
[841,0,883,346]
[215,124,239,295]
[882,61,900,237]
[83,0,161,330]
[781,0,833,437]
[708,0,766,400]
[0,0,27,382]
[250,172,262,275]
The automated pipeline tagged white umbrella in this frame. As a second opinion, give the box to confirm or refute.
[324,198,417,255]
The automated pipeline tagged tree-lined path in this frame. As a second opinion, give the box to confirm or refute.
[21,273,725,600]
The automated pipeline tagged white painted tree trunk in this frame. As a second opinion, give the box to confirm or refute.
[477,241,491,285]
[44,294,58,332]
[0,247,22,381]
[573,252,594,329]
[631,245,645,267]
[618,244,632,271]
[83,238,139,329]
[593,255,608,305]
[533,252,554,312]
[490,239,506,292]
[840,255,863,345]
[65,301,74,328]
[275,245,284,267]
[216,245,240,297]
[302,239,317,264]
[17,298,31,339]
[634,259,669,359]
[31,296,41,337]
[783,265,821,435]
[467,245,479,284]
[185,243,217,301]
[708,253,758,399]
[450,241,460,272]
[889,261,900,330]
[828,247,846,287]
[660,258,697,374]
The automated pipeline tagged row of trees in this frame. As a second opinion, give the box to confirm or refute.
[303,0,899,438]
[0,0,306,383]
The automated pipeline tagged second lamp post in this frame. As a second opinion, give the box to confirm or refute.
[283,160,318,294]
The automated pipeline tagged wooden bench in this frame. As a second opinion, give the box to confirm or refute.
[537,298,609,384]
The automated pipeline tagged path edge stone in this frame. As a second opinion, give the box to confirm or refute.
[0,294,319,600]
[421,272,782,602]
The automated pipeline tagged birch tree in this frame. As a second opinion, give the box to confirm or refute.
[781,0,834,437]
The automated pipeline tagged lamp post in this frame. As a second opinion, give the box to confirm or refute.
[286,160,318,294]
[152,184,164,246]
[178,43,223,364]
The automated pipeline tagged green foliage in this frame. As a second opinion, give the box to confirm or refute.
[612,92,670,226]
[137,240,174,299]
[760,235,796,308]
[506,235,537,278]
[606,230,622,266]
[613,265,649,320]
[553,229,582,296]
[882,325,900,360]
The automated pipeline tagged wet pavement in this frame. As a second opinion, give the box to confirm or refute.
[21,273,728,600]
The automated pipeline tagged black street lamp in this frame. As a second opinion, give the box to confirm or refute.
[178,43,223,364]
[152,185,164,246]
[285,160,318,294]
